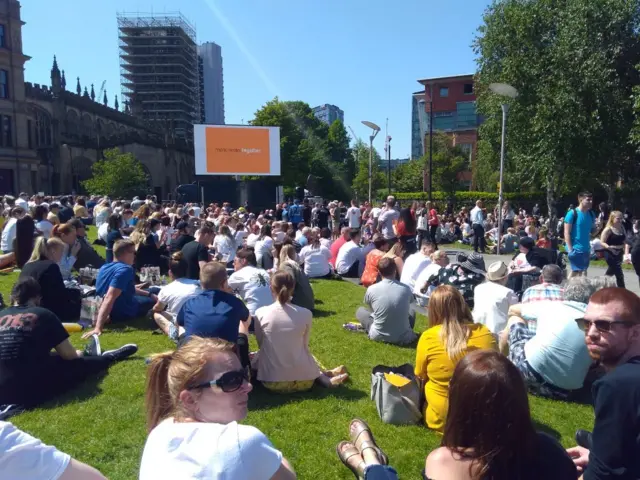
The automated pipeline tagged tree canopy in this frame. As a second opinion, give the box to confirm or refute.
[351,139,385,201]
[474,0,640,214]
[82,148,149,198]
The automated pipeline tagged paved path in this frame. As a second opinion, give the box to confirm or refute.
[445,249,640,296]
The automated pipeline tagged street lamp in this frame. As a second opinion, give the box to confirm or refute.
[362,120,381,203]
[489,82,518,255]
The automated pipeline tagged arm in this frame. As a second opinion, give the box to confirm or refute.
[564,221,573,252]
[54,338,80,360]
[269,459,296,480]
[600,227,611,249]
[59,459,107,480]
[82,286,121,338]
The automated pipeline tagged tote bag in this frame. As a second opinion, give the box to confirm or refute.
[371,364,423,425]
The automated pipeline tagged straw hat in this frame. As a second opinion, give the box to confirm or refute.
[486,261,509,282]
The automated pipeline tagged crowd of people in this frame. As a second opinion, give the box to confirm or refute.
[0,191,638,479]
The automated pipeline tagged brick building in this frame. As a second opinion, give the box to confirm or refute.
[416,74,480,190]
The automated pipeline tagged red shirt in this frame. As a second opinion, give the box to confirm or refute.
[330,236,347,267]
[428,209,439,226]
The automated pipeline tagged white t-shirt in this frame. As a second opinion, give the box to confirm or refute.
[378,209,399,239]
[346,206,361,228]
[472,281,519,334]
[336,241,363,275]
[1,217,17,252]
[254,237,274,263]
[158,278,201,321]
[235,230,248,247]
[140,419,282,480]
[228,265,273,316]
[36,220,54,239]
[98,222,109,242]
[246,233,259,248]
[213,235,237,262]
[95,208,110,228]
[320,237,332,249]
[399,252,431,290]
[413,262,443,298]
[299,244,332,277]
[192,206,202,217]
[371,207,382,219]
[0,421,70,480]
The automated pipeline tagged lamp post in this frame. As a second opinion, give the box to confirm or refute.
[362,120,381,203]
[428,83,434,201]
[386,135,392,195]
[488,83,518,255]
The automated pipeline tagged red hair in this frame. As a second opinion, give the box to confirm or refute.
[589,287,640,324]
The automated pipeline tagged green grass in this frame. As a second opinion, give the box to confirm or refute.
[5,228,596,479]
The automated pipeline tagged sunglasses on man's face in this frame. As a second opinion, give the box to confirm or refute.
[189,368,250,393]
[575,318,635,333]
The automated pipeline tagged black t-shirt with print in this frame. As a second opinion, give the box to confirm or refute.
[0,306,68,386]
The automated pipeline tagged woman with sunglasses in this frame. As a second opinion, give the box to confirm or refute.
[140,336,296,479]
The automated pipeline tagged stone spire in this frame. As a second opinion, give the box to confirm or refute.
[103,89,108,106]
[114,95,119,111]
[90,84,96,101]
[76,77,81,96]
[83,86,90,99]
[50,56,62,94]
[61,70,66,90]
[51,55,60,76]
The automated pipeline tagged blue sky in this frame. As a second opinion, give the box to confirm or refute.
[22,0,489,158]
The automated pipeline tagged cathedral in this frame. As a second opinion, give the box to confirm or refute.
[0,0,194,197]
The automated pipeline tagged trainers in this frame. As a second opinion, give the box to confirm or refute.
[102,344,138,361]
[83,334,102,357]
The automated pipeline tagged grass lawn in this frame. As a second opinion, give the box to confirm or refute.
[5,228,595,479]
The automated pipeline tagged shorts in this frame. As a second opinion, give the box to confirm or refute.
[262,380,315,393]
[568,250,590,272]
[508,323,570,400]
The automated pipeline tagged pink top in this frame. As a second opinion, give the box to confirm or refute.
[252,302,321,382]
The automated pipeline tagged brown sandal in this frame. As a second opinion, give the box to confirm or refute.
[336,441,365,479]
[349,418,389,465]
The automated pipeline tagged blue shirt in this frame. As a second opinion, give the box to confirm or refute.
[96,262,137,319]
[289,204,302,224]
[282,208,289,222]
[177,289,250,343]
[565,208,594,253]
[105,230,123,263]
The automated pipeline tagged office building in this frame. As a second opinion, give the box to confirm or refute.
[198,42,225,125]
[411,91,426,160]
[417,74,479,188]
[118,12,199,139]
[378,157,410,170]
[312,104,344,126]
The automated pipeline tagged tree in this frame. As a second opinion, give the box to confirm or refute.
[423,133,467,198]
[474,0,640,218]
[351,140,385,201]
[392,159,424,193]
[82,148,149,198]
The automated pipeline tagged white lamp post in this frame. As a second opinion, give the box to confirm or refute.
[362,120,381,203]
[489,83,518,255]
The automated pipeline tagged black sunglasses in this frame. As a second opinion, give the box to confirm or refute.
[575,318,635,333]
[189,368,250,393]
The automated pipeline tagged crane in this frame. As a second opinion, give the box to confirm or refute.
[97,80,106,104]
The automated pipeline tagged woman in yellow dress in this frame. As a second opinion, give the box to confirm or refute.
[414,284,497,433]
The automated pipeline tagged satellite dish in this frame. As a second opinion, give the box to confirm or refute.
[361,120,381,132]
[489,83,519,98]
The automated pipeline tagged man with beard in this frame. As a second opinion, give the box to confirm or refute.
[567,287,640,480]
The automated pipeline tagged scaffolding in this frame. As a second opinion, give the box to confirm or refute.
[117,12,199,138]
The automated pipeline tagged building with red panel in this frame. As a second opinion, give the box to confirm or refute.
[416,74,479,190]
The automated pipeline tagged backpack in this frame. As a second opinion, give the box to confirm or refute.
[566,208,595,226]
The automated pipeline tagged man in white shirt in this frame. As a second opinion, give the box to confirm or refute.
[14,192,28,211]
[473,261,519,335]
[470,199,486,253]
[228,248,273,317]
[0,421,106,479]
[377,196,400,241]
[413,249,449,306]
[346,200,362,229]
[336,229,364,277]
[400,240,435,290]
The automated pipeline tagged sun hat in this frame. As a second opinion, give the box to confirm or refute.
[456,252,486,276]
[486,261,508,282]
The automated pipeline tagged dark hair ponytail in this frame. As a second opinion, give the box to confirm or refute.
[271,270,294,304]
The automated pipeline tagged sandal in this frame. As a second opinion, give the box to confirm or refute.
[328,365,348,376]
[336,441,365,479]
[349,418,389,465]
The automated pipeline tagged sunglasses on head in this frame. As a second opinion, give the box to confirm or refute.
[575,318,635,333]
[189,368,250,393]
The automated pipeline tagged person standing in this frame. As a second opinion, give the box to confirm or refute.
[315,202,330,229]
[502,201,516,234]
[378,196,400,245]
[470,199,486,253]
[427,201,439,249]
[600,211,626,288]
[346,200,361,230]
[564,192,596,277]
[302,199,312,227]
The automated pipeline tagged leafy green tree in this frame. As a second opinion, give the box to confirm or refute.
[351,140,385,201]
[474,0,640,216]
[392,159,424,193]
[421,133,468,198]
[82,148,149,198]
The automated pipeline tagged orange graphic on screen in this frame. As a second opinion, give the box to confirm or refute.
[205,127,271,173]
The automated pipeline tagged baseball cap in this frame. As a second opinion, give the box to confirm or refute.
[176,220,189,231]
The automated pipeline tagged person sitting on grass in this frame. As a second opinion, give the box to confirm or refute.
[51,222,81,280]
[151,252,201,343]
[177,262,251,366]
[253,270,348,393]
[67,218,105,270]
[360,234,390,288]
[104,213,124,263]
[140,336,296,480]
[228,248,273,319]
[415,285,496,434]
[400,239,435,291]
[521,264,565,304]
[0,278,137,412]
[413,250,450,306]
[299,231,333,279]
[82,239,160,338]
[355,257,417,346]
[1,421,107,479]
[278,244,314,311]
[423,350,576,480]
[336,228,365,278]
[472,261,519,336]
[19,237,82,322]
[337,418,397,479]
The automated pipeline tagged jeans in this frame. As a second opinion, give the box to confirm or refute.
[364,465,399,479]
[472,224,486,252]
[604,250,625,288]
[111,287,161,323]
[429,225,439,249]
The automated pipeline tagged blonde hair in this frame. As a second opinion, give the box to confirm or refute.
[130,219,150,248]
[145,337,236,431]
[279,244,297,266]
[271,270,294,303]
[28,236,65,263]
[605,210,623,230]
[428,285,473,360]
